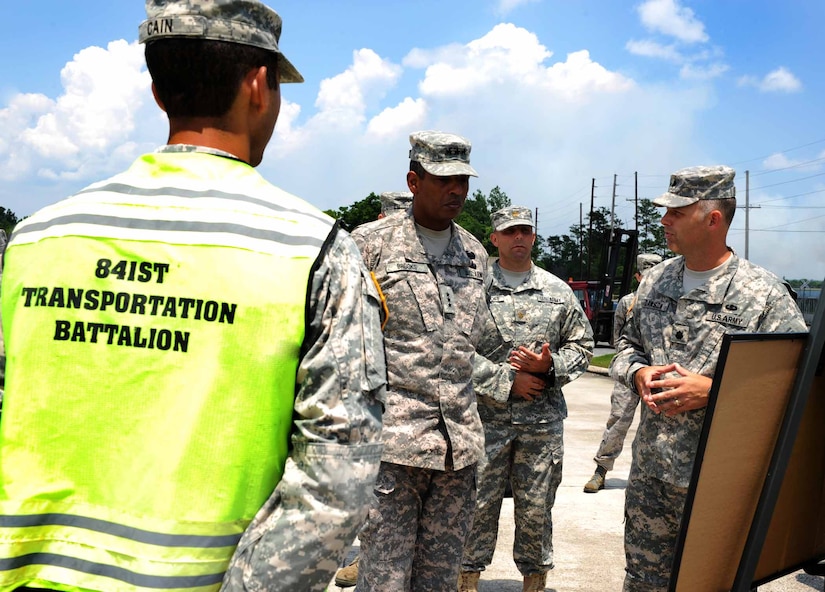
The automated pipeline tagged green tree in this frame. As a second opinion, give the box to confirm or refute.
[536,234,580,279]
[455,186,510,253]
[324,192,381,231]
[0,207,20,238]
[636,199,668,257]
[325,186,516,256]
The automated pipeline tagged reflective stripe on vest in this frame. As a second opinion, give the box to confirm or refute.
[0,151,334,591]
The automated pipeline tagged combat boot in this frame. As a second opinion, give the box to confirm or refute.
[583,465,607,493]
[458,570,480,592]
[522,572,547,592]
[334,555,359,588]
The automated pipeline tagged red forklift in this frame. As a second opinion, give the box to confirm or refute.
[567,228,638,346]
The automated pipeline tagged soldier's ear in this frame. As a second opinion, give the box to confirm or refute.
[407,171,419,193]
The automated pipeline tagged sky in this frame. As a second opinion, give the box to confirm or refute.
[1,0,824,281]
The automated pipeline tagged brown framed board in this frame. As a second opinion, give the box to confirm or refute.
[669,332,808,592]
[737,291,825,591]
[670,282,825,592]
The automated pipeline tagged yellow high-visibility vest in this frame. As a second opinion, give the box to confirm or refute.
[0,149,335,592]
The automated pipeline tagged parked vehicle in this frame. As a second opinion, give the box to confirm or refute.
[568,228,638,346]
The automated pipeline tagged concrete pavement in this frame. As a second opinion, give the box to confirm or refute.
[331,370,824,591]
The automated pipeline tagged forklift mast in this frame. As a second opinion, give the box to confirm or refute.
[568,228,638,346]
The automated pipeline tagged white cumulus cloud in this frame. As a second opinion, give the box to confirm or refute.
[313,48,402,129]
[412,24,632,100]
[679,62,729,80]
[367,98,428,139]
[637,0,709,44]
[626,39,683,62]
[738,67,802,93]
[0,39,152,183]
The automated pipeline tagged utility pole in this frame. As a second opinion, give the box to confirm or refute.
[745,170,750,259]
[634,171,639,232]
[609,173,617,239]
[587,178,595,279]
[741,170,760,259]
[579,202,584,279]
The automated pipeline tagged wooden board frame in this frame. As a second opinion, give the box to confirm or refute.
[669,283,825,592]
[669,332,807,592]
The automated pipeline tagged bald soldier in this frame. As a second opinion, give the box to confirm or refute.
[610,165,806,592]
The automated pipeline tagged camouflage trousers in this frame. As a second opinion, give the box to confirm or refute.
[623,465,688,592]
[357,461,477,592]
[593,383,640,472]
[461,420,563,576]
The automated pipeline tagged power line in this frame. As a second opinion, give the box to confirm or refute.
[729,137,825,167]
[749,155,825,177]
[749,171,825,191]
[753,187,825,205]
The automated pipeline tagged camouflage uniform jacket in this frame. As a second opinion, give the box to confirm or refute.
[472,260,594,424]
[610,254,807,487]
[0,146,386,592]
[351,210,492,471]
[613,291,635,346]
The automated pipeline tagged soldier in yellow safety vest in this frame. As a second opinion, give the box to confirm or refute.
[0,2,385,592]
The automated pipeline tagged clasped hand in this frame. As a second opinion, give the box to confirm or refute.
[634,362,712,417]
[508,343,552,402]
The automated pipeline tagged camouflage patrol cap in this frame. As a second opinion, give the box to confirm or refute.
[380,191,413,215]
[409,130,478,177]
[139,0,304,83]
[491,206,535,232]
[636,253,662,275]
[653,165,736,208]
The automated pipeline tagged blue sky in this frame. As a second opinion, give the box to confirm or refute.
[1,0,824,280]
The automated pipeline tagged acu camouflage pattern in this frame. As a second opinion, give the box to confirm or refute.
[653,165,735,208]
[636,253,662,274]
[465,262,592,574]
[222,225,386,592]
[379,191,413,216]
[356,463,477,591]
[593,291,639,472]
[462,422,564,575]
[139,0,304,83]
[408,130,478,178]
[350,209,493,471]
[610,253,807,488]
[623,467,687,592]
[350,206,493,590]
[491,206,534,232]
[610,254,807,592]
[473,261,594,424]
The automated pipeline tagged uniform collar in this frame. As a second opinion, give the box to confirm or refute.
[398,211,476,268]
[659,254,741,303]
[156,144,246,163]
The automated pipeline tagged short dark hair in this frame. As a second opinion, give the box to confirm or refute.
[410,160,426,178]
[701,198,736,225]
[145,39,279,118]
